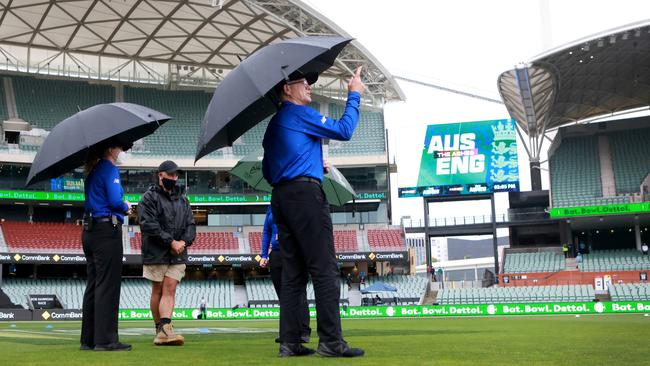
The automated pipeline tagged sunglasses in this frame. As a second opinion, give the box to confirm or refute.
[286,79,310,87]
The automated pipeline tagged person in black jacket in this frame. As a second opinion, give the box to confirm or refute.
[138,160,195,346]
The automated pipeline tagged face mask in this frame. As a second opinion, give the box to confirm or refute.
[162,177,177,191]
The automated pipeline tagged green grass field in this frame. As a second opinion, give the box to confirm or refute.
[1,315,649,366]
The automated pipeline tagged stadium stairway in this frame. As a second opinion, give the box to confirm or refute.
[357,231,370,251]
[565,257,578,271]
[348,283,362,306]
[0,226,8,252]
[234,285,248,308]
[237,236,248,253]
[598,135,616,197]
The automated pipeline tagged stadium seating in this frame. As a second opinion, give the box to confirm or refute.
[367,228,406,251]
[248,231,262,254]
[608,128,650,194]
[130,231,239,253]
[361,275,429,305]
[191,232,239,252]
[609,283,650,301]
[130,231,142,251]
[1,277,236,309]
[246,277,349,307]
[1,221,83,253]
[2,278,86,309]
[11,75,114,130]
[437,285,595,305]
[124,86,212,157]
[334,230,359,252]
[503,252,565,273]
[2,223,398,255]
[578,249,650,272]
[3,75,386,160]
[550,136,603,207]
[120,278,235,309]
[124,89,323,158]
[248,230,359,254]
[327,103,386,155]
[245,277,278,305]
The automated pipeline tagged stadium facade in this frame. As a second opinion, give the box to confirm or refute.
[0,2,649,314]
[0,0,419,313]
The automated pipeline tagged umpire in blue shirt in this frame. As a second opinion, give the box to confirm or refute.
[80,140,132,352]
[262,66,365,357]
[259,205,311,344]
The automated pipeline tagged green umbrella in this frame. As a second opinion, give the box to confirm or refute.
[231,150,356,206]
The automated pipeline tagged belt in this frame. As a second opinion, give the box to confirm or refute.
[277,176,321,186]
[92,216,123,224]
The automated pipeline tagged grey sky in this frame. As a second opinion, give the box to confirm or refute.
[308,0,650,223]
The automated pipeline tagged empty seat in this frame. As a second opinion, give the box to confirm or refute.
[367,228,406,251]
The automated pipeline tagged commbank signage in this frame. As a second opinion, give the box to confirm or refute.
[0,253,141,265]
[336,251,407,262]
[0,252,407,265]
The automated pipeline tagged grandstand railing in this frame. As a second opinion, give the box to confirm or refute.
[402,211,550,228]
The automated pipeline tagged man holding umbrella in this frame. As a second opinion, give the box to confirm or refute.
[259,205,311,344]
[262,66,365,357]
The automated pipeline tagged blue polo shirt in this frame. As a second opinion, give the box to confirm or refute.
[262,91,361,185]
[260,206,278,259]
[84,159,128,222]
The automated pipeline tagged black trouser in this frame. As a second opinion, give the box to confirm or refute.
[271,181,342,344]
[269,249,311,338]
[80,222,123,346]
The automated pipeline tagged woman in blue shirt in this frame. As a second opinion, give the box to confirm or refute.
[80,140,132,352]
[259,205,311,343]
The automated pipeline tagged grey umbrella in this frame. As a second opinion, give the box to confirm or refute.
[26,103,171,186]
[195,36,352,162]
[230,150,356,207]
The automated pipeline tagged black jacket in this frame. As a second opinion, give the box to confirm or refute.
[138,184,196,265]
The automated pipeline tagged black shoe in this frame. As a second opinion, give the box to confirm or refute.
[276,334,309,344]
[94,342,132,352]
[278,343,316,357]
[80,344,94,351]
[317,341,364,357]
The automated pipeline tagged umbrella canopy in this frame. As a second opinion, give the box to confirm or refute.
[195,36,352,162]
[230,150,356,207]
[26,103,171,186]
[361,282,398,294]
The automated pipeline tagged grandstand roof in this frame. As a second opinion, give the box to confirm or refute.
[499,20,650,137]
[0,0,404,104]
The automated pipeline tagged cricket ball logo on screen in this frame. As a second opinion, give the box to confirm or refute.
[415,119,519,196]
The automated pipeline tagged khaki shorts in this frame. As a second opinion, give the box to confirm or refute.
[143,264,186,282]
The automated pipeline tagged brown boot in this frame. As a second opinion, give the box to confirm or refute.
[154,323,185,346]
